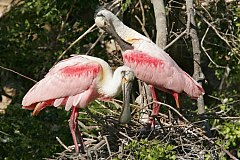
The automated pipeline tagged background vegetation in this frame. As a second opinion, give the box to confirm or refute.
[0,0,239,159]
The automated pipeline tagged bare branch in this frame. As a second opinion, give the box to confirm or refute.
[56,137,72,152]
[164,30,187,50]
[55,24,96,63]
[201,27,227,69]
[0,65,37,83]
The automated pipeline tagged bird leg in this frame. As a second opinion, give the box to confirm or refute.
[172,92,180,108]
[149,85,161,127]
[69,106,85,153]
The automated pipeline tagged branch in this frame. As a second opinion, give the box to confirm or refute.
[186,0,212,138]
[55,24,96,63]
[0,65,37,83]
[186,0,205,114]
[164,30,187,50]
[201,27,227,69]
[151,0,167,47]
[197,12,231,48]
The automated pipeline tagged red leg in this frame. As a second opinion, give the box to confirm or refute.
[69,106,84,153]
[150,85,161,116]
[172,92,180,108]
[149,85,161,127]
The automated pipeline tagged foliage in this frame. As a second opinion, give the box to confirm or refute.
[124,139,176,160]
[0,104,71,159]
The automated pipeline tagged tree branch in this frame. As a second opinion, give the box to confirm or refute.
[151,0,167,48]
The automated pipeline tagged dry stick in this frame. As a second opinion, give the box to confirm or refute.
[86,32,104,55]
[154,101,189,123]
[164,30,187,50]
[198,12,231,48]
[0,0,21,19]
[201,27,227,69]
[103,136,112,159]
[56,0,76,40]
[134,16,150,39]
[119,131,133,141]
[134,0,150,39]
[55,24,96,63]
[194,129,239,160]
[106,151,121,160]
[0,65,37,83]
[201,27,231,92]
[56,137,72,152]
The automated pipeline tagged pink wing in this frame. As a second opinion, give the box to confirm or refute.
[22,56,102,109]
[123,50,204,99]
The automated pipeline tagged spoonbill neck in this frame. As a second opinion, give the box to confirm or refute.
[100,68,123,98]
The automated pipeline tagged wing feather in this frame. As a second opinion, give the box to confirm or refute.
[123,50,204,98]
[22,56,102,107]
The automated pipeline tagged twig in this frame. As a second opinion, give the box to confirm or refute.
[119,131,133,141]
[0,65,37,83]
[201,27,227,69]
[194,128,239,160]
[55,24,96,63]
[56,137,72,152]
[56,0,76,40]
[164,30,187,50]
[197,12,231,48]
[154,101,189,123]
[134,15,150,39]
[86,31,104,55]
[103,136,112,159]
[0,130,10,136]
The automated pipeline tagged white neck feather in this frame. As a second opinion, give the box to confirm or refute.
[108,11,150,42]
[100,67,125,98]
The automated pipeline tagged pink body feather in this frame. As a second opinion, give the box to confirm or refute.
[22,55,104,113]
[123,50,204,99]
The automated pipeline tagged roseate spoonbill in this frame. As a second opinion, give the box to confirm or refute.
[22,55,135,153]
[95,9,205,118]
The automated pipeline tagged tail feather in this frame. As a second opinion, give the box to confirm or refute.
[22,99,54,115]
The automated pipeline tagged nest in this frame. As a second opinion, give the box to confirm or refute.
[43,99,234,160]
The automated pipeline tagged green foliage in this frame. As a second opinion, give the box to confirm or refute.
[0,104,71,159]
[218,122,240,150]
[124,139,176,160]
[121,0,132,12]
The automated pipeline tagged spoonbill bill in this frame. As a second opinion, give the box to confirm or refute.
[22,55,135,153]
[95,9,205,118]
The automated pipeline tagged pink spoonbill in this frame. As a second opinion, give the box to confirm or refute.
[95,9,205,119]
[22,55,135,153]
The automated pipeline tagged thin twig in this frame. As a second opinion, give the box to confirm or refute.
[164,30,187,50]
[56,137,72,152]
[198,13,231,48]
[200,27,227,69]
[55,24,96,63]
[103,136,112,159]
[86,32,104,55]
[0,65,37,83]
[134,15,150,39]
[154,101,189,123]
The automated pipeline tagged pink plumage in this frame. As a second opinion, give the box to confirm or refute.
[123,50,204,99]
[22,54,135,153]
[22,55,102,113]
